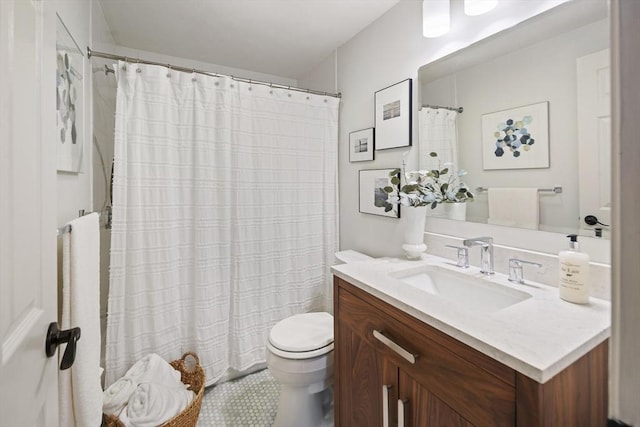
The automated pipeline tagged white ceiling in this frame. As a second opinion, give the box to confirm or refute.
[98,0,400,80]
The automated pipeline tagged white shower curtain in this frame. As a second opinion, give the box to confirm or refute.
[418,107,459,169]
[105,61,339,387]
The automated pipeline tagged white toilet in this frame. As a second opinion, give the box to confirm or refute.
[267,251,372,427]
[266,312,334,427]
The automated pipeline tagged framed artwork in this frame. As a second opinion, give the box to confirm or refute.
[349,128,375,162]
[359,168,400,218]
[481,101,549,170]
[56,13,85,173]
[374,78,412,150]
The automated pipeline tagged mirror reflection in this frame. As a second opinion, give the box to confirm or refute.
[418,0,610,238]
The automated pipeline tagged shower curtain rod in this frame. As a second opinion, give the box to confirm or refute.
[420,104,464,113]
[87,47,342,99]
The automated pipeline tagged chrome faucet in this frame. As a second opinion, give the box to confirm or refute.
[462,236,494,275]
[508,258,542,284]
[445,245,469,268]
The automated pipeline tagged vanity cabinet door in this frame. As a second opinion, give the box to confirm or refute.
[399,369,473,427]
[335,310,395,427]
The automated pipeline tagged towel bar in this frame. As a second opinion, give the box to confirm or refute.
[475,186,562,194]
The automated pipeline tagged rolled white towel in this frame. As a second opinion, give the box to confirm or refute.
[124,353,183,389]
[125,383,195,427]
[103,376,138,416]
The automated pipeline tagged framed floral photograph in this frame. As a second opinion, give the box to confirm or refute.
[359,168,400,218]
[349,128,375,162]
[56,13,85,173]
[481,101,549,170]
[374,78,412,150]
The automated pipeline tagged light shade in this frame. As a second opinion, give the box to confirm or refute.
[423,0,450,38]
[464,0,498,16]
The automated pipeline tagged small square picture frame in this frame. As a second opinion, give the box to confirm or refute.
[358,168,400,218]
[349,127,375,162]
[481,101,550,170]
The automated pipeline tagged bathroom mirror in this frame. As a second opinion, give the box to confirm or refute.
[417,0,610,238]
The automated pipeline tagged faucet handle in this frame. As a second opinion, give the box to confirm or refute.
[445,245,469,268]
[508,258,542,284]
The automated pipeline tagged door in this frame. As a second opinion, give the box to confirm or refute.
[399,369,473,427]
[0,0,58,425]
[577,48,611,236]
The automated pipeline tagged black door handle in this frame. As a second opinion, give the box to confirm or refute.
[45,322,81,370]
[584,215,609,227]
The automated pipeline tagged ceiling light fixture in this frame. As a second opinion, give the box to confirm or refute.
[423,0,450,38]
[464,0,498,16]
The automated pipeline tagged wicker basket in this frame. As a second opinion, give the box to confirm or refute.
[103,352,205,427]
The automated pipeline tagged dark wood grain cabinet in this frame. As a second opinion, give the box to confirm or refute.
[334,276,608,427]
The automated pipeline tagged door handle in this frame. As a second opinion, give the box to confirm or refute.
[382,384,391,427]
[398,398,408,427]
[45,322,81,370]
[373,330,418,364]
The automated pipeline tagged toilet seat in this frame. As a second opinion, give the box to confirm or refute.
[268,312,334,360]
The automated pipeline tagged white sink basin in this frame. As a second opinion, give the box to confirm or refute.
[391,265,532,312]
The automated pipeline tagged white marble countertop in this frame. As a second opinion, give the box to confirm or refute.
[331,254,611,383]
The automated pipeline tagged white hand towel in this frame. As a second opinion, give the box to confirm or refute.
[58,213,102,427]
[125,383,195,427]
[487,188,539,230]
[124,353,184,389]
[103,376,138,416]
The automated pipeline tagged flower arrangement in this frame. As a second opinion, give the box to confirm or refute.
[383,152,474,208]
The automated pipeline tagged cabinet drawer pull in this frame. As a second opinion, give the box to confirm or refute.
[398,398,408,427]
[382,384,390,427]
[373,329,418,364]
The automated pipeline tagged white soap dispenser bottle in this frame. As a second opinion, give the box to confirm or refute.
[558,234,590,304]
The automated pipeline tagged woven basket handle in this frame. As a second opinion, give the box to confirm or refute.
[180,352,200,373]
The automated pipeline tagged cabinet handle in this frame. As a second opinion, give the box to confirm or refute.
[373,329,418,364]
[398,399,408,427]
[382,385,390,427]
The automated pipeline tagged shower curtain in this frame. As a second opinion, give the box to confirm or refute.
[418,107,459,169]
[105,61,339,386]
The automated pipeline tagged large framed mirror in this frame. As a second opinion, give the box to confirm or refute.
[418,0,609,239]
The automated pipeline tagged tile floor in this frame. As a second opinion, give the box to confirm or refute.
[197,368,334,426]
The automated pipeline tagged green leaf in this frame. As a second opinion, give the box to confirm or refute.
[441,183,449,192]
[432,170,440,178]
[383,186,394,193]
[430,201,438,209]
[440,168,449,175]
[402,184,417,192]
[384,204,392,212]
[429,152,438,157]
[389,168,401,176]
[390,176,400,185]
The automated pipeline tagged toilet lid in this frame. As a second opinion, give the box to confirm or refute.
[269,312,334,353]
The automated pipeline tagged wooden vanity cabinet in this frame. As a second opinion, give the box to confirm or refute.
[333,276,608,427]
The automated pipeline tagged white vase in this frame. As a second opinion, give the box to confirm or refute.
[401,205,428,259]
[442,202,467,221]
[425,202,467,221]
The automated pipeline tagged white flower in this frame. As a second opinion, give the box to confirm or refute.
[383,152,475,210]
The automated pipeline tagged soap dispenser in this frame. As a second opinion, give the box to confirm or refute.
[558,234,590,304]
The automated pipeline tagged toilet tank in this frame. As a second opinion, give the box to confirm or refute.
[334,250,373,264]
